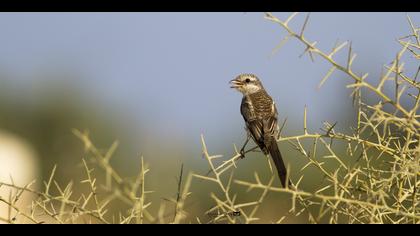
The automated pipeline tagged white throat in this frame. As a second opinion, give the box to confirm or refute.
[241,84,262,95]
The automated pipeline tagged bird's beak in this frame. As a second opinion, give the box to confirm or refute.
[229,79,242,89]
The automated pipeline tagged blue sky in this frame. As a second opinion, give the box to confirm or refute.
[0,12,418,153]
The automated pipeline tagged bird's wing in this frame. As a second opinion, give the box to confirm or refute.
[241,96,266,152]
[265,101,279,137]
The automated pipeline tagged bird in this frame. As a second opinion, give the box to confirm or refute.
[230,73,290,187]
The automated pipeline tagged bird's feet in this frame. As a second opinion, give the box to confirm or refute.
[239,149,246,159]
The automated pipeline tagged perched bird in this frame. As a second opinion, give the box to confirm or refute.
[230,73,289,187]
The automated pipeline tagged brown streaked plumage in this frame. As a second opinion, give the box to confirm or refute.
[230,74,290,187]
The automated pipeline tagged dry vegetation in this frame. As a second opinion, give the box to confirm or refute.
[1,12,419,224]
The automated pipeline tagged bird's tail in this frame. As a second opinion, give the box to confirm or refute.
[266,138,290,188]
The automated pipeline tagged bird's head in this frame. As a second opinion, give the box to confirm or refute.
[230,73,263,95]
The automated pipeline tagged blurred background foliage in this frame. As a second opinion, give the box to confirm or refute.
[0,12,419,223]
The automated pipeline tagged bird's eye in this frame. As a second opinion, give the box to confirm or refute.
[245,78,251,83]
